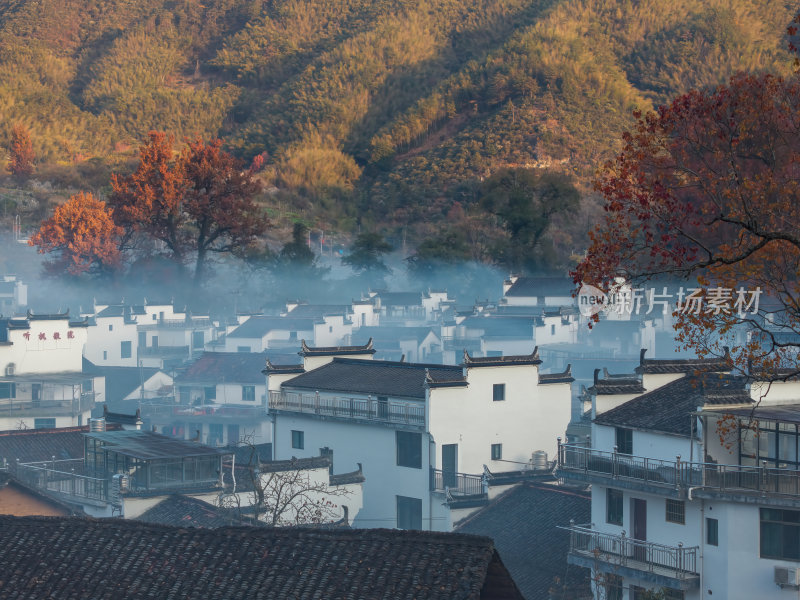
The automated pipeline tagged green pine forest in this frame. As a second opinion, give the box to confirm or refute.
[0,0,794,271]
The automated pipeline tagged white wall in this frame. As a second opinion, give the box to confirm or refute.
[272,413,443,530]
[84,316,138,367]
[1,322,87,374]
[429,364,570,474]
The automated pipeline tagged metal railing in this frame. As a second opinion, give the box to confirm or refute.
[566,523,698,579]
[14,460,108,502]
[269,391,425,427]
[137,318,213,330]
[558,443,800,497]
[430,467,486,495]
[137,345,189,357]
[0,393,95,416]
[140,403,267,419]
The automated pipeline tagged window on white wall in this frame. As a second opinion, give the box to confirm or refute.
[761,508,800,560]
[120,341,132,359]
[666,499,685,524]
[606,488,623,525]
[242,386,255,402]
[396,496,422,530]
[491,443,502,460]
[396,431,422,468]
[34,418,56,429]
[291,430,304,449]
[492,383,505,402]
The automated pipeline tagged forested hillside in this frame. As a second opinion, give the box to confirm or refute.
[0,0,794,268]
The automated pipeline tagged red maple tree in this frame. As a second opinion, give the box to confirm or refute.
[8,123,34,179]
[573,72,800,378]
[29,192,123,277]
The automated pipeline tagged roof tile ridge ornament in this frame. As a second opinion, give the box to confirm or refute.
[463,349,472,365]
[301,339,311,353]
[532,345,539,361]
[640,348,648,366]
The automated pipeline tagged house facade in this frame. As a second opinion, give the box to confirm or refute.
[268,343,572,532]
[559,352,800,599]
[0,313,99,430]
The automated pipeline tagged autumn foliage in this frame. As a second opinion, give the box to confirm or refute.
[574,72,800,378]
[8,123,34,178]
[29,192,123,276]
[110,132,267,284]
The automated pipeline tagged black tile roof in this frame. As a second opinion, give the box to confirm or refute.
[594,374,751,436]
[375,291,424,307]
[0,516,524,599]
[538,365,574,385]
[587,368,645,395]
[177,351,277,385]
[463,348,541,368]
[299,338,375,357]
[286,304,353,318]
[136,494,246,528]
[227,316,317,339]
[455,482,591,600]
[504,277,574,298]
[283,357,464,399]
[0,424,123,463]
[636,348,731,374]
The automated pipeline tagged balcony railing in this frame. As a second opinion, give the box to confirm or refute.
[269,391,426,428]
[430,467,486,496]
[566,523,699,581]
[138,318,213,330]
[137,345,190,357]
[0,393,95,417]
[558,443,800,498]
[14,460,109,502]
[140,403,267,420]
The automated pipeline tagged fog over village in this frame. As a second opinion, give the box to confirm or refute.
[2,2,800,600]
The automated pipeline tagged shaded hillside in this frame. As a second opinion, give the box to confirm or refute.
[0,0,794,259]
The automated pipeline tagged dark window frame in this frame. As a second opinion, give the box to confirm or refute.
[242,385,256,402]
[615,427,633,455]
[291,430,304,450]
[492,383,506,402]
[707,517,719,546]
[120,340,132,359]
[491,443,502,460]
[396,431,422,469]
[606,488,623,525]
[666,499,685,524]
[396,495,423,530]
[761,508,800,561]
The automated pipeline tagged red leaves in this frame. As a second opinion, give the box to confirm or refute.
[29,192,123,276]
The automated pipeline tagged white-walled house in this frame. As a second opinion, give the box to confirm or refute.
[223,317,317,353]
[267,343,572,531]
[146,351,277,446]
[558,352,800,600]
[501,276,575,307]
[83,303,140,367]
[0,276,27,314]
[0,313,100,430]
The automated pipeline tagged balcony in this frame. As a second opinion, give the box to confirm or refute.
[140,403,268,421]
[558,443,800,500]
[14,459,109,503]
[0,393,94,418]
[431,468,486,495]
[565,523,700,590]
[269,391,426,428]
[137,318,213,330]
